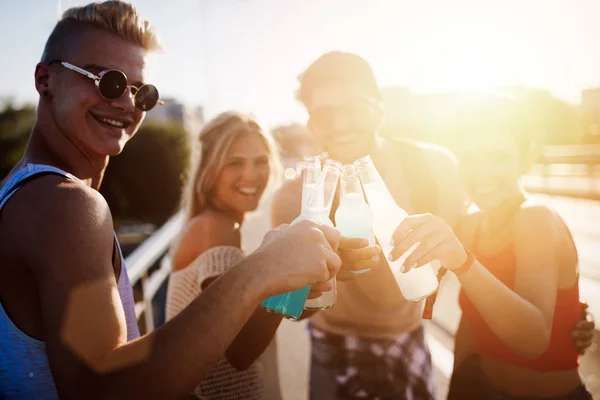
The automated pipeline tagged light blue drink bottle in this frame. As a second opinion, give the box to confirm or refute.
[335,164,375,275]
[261,157,341,319]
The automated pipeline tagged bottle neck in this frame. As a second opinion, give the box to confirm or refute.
[300,165,321,212]
[356,162,382,186]
[358,163,397,211]
[302,165,320,185]
[340,176,363,199]
[302,166,339,216]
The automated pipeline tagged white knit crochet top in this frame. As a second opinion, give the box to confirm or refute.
[166,246,265,399]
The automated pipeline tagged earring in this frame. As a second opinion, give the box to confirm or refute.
[42,91,50,98]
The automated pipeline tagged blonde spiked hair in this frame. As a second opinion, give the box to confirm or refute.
[42,1,162,63]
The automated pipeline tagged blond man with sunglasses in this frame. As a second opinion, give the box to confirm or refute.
[0,2,342,399]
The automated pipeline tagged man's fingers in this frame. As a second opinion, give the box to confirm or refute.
[339,237,370,250]
[575,320,595,330]
[323,246,342,280]
[571,327,595,341]
[341,256,380,272]
[318,224,342,252]
[336,270,362,281]
[339,245,381,263]
[307,281,333,299]
[574,320,595,336]
[311,281,332,292]
[576,340,594,355]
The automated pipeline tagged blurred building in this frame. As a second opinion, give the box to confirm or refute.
[186,106,206,140]
[382,86,591,146]
[146,98,184,125]
[145,98,205,138]
[271,123,317,179]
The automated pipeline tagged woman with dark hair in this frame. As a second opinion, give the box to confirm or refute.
[391,96,593,399]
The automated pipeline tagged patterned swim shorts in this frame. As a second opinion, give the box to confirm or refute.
[309,324,435,400]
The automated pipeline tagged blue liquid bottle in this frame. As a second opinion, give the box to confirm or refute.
[261,157,340,319]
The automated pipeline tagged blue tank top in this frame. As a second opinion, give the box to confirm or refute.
[0,163,140,399]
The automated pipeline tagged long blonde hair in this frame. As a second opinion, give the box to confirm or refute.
[181,111,281,224]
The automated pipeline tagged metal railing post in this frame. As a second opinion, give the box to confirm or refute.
[125,212,184,334]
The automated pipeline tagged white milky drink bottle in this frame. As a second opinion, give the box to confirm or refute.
[335,164,375,274]
[303,159,342,310]
[293,156,331,226]
[354,155,438,301]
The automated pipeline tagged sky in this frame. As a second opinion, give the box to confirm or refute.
[1,0,600,126]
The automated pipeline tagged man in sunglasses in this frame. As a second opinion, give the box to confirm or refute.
[0,2,342,399]
[271,52,596,400]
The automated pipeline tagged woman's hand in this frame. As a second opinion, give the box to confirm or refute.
[390,213,467,272]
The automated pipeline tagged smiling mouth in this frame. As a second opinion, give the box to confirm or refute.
[237,187,259,196]
[90,112,131,130]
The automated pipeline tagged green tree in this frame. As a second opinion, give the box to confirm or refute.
[0,102,35,179]
[510,88,583,146]
[378,86,588,147]
[0,103,190,226]
[100,121,190,227]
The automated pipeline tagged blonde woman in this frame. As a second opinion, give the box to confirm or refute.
[166,112,329,399]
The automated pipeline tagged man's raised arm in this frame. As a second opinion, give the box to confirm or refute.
[29,182,340,400]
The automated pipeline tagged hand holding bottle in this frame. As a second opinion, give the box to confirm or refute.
[256,220,342,298]
[389,213,467,272]
[336,238,381,281]
[355,155,439,301]
[334,163,381,281]
[262,156,342,317]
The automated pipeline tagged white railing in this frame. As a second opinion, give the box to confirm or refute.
[125,212,184,333]
[523,144,600,199]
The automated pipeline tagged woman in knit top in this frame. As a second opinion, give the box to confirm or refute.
[166,112,330,399]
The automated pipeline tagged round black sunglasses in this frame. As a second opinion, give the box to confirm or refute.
[50,60,163,112]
